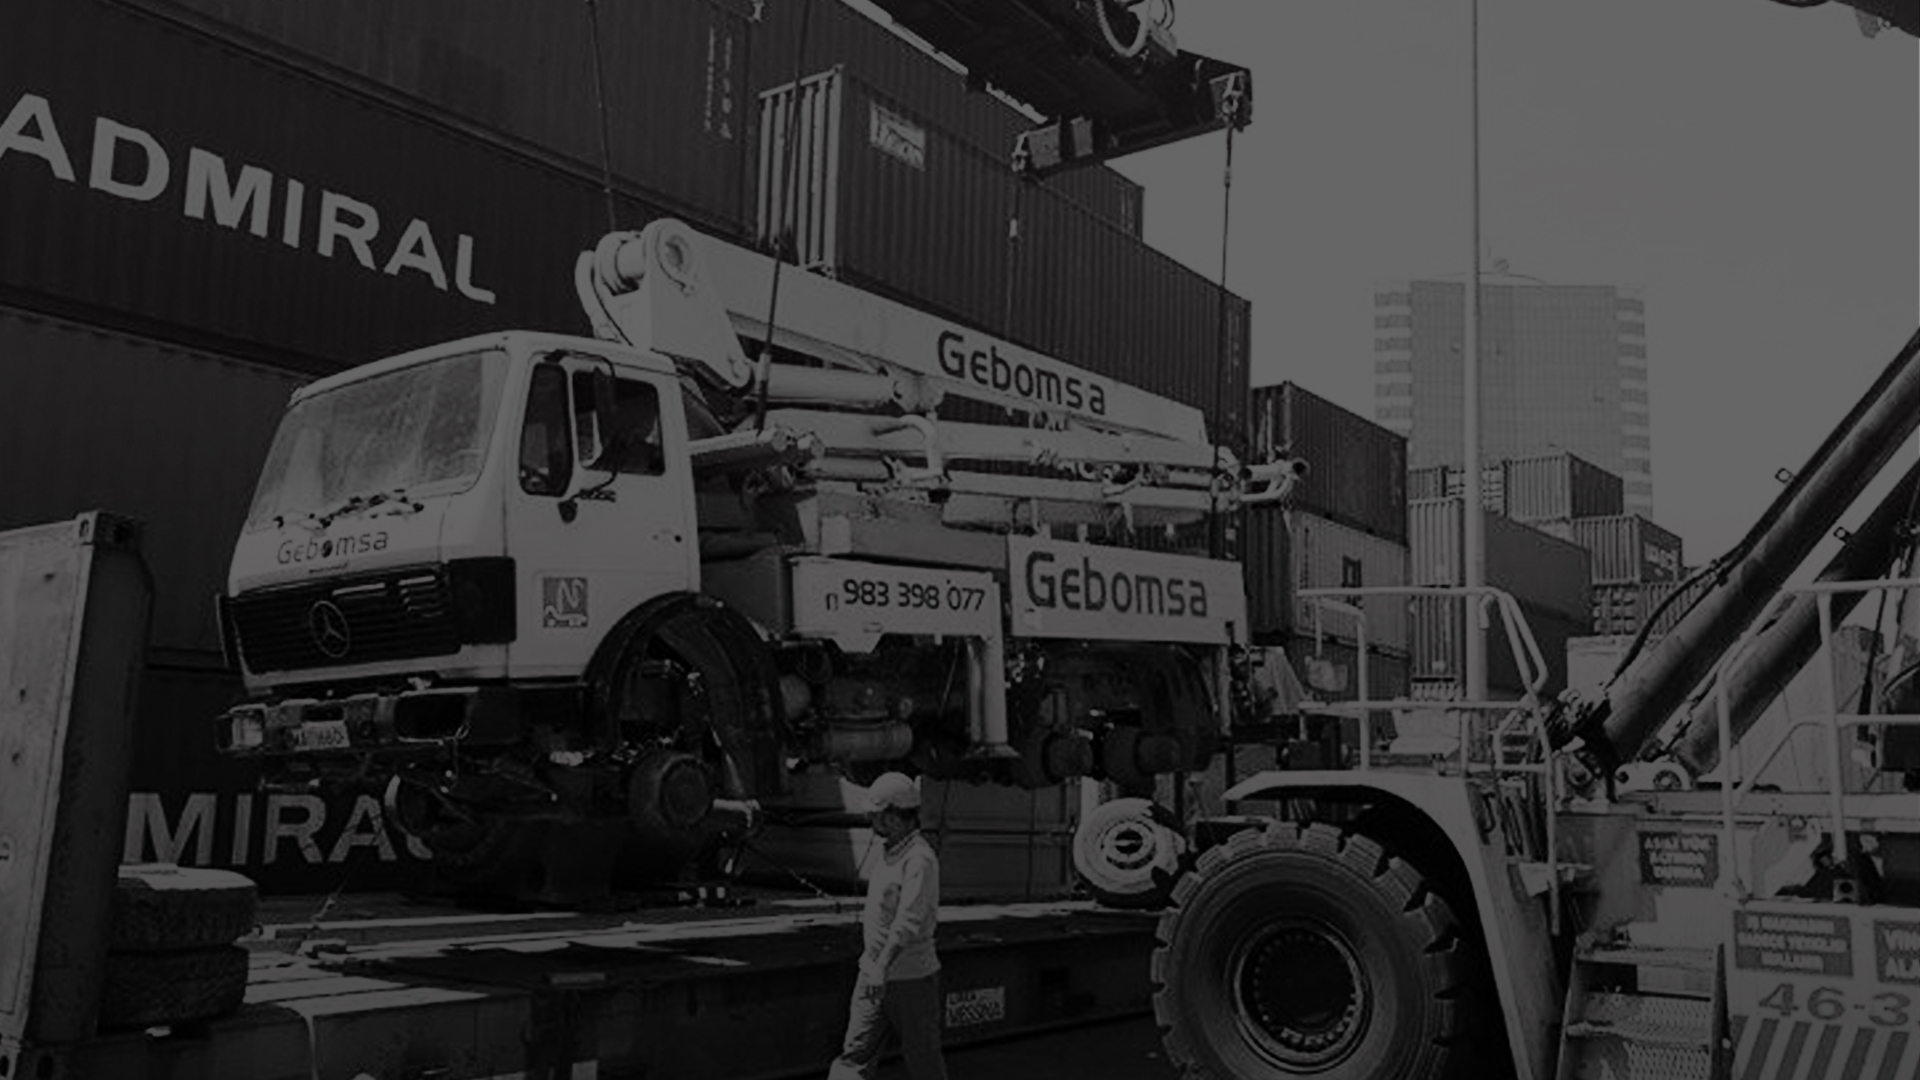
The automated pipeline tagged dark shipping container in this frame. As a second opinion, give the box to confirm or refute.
[1591,576,1713,638]
[748,0,1146,236]
[0,306,305,654]
[1244,505,1294,645]
[1550,514,1685,585]
[1500,451,1624,523]
[753,63,1246,445]
[2,0,695,373]
[127,663,428,893]
[1407,497,1593,623]
[1408,595,1585,699]
[1015,189,1252,449]
[1252,383,1409,544]
[118,0,756,233]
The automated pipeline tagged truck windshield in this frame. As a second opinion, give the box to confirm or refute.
[246,349,509,528]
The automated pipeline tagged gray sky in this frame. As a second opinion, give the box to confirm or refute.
[1100,0,1917,569]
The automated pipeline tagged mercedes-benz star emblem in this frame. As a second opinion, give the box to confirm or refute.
[307,600,351,659]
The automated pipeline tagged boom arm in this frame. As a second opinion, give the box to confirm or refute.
[1584,327,1920,770]
[576,218,1303,517]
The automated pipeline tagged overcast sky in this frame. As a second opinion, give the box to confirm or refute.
[1093,0,1916,571]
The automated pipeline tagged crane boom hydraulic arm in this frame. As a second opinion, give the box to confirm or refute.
[1582,326,1920,774]
[576,217,1304,510]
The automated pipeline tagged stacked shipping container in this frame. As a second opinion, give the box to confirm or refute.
[1408,452,1623,522]
[1250,384,1408,542]
[1406,497,1594,697]
[4,0,1253,892]
[1240,385,1411,699]
[1412,453,1690,645]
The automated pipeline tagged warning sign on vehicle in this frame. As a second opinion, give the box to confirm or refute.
[1733,910,1854,977]
[1874,919,1920,985]
[1636,830,1718,888]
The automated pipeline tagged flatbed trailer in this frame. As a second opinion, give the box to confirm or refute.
[0,514,1154,1080]
[70,894,1154,1080]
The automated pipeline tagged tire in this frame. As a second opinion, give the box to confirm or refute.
[422,816,553,894]
[99,946,250,1029]
[1152,821,1470,1080]
[1074,798,1188,911]
[111,865,259,952]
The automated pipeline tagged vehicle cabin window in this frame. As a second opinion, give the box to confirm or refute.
[571,369,665,477]
[520,364,574,496]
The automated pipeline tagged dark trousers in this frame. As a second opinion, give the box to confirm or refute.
[827,973,948,1080]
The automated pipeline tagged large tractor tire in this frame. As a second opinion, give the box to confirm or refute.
[111,865,258,952]
[99,946,250,1030]
[1151,821,1473,1079]
[1073,797,1188,910]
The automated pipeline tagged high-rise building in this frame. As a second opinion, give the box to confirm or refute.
[1373,274,1653,517]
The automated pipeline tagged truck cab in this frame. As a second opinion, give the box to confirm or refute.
[220,331,701,755]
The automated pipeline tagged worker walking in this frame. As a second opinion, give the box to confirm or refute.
[829,771,948,1080]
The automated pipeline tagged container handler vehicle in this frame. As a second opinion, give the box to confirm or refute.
[1142,0,1920,1070]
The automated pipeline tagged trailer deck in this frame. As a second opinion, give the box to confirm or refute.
[65,892,1157,1080]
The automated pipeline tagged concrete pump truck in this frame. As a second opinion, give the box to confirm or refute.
[209,211,1297,903]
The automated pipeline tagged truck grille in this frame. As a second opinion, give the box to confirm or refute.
[231,567,462,672]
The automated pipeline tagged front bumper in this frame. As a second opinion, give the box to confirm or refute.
[216,685,528,757]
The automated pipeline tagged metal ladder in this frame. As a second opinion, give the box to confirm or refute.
[1555,942,1727,1080]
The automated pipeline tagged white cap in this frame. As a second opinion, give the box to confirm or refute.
[865,771,921,812]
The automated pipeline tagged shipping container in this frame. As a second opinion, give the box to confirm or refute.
[1408,596,1584,699]
[1407,498,1594,622]
[125,0,756,236]
[1012,171,1251,450]
[1590,575,1714,639]
[1545,514,1685,585]
[125,662,428,893]
[1499,451,1624,523]
[1242,508,1409,652]
[1422,465,1503,511]
[1288,513,1410,654]
[754,65,1245,445]
[1409,465,1451,502]
[1251,383,1408,543]
[749,0,1146,236]
[0,306,307,654]
[1243,505,1294,644]
[3,0,692,374]
[759,67,1018,336]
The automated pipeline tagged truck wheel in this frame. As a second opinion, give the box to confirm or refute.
[111,865,259,952]
[99,946,250,1029]
[1074,797,1188,910]
[1152,822,1470,1079]
[424,817,551,894]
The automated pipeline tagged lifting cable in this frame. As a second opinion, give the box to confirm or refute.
[1207,79,1245,560]
[584,0,621,233]
[755,0,821,433]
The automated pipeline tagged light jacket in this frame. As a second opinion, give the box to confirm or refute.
[863,830,940,981]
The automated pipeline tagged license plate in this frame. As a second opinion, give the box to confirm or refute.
[293,719,351,752]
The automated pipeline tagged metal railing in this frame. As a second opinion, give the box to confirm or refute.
[1711,577,1920,894]
[1290,585,1563,931]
